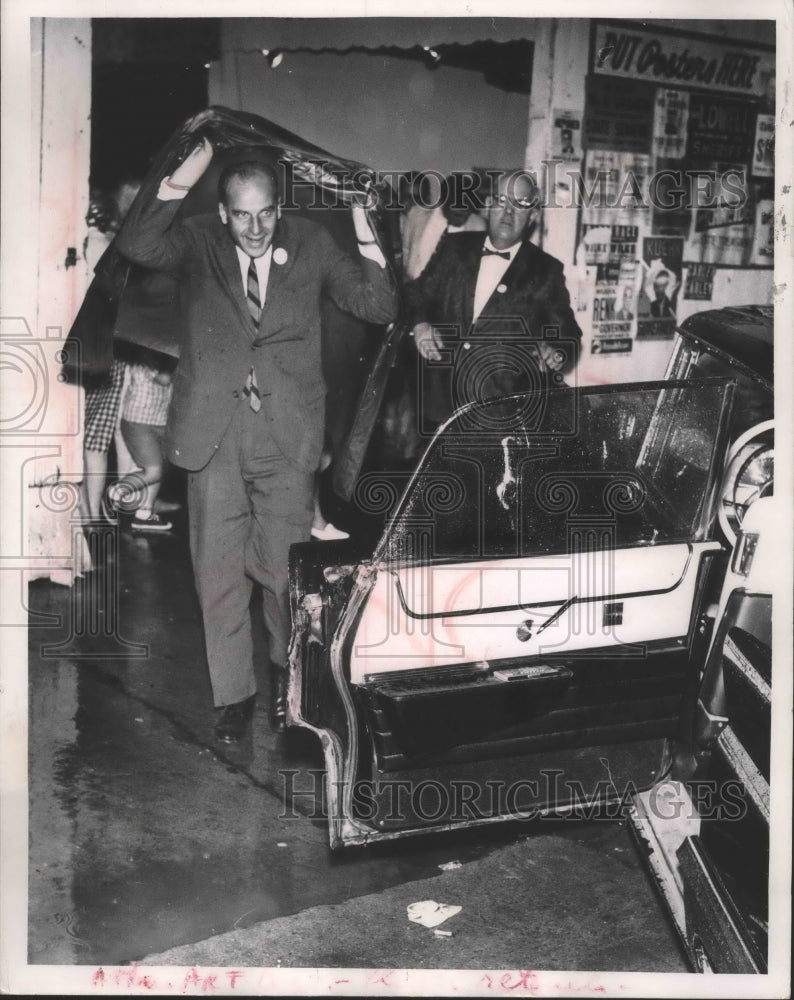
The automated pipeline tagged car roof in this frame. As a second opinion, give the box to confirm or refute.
[678,305,773,385]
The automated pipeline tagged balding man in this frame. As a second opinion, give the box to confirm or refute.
[406,170,582,430]
[116,139,397,741]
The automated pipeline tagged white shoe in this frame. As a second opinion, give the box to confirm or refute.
[132,512,173,533]
[311,522,350,541]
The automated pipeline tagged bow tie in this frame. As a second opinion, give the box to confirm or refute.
[482,247,511,260]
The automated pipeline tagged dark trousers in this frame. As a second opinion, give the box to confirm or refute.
[187,401,314,707]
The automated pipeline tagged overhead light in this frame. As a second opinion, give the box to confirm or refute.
[422,45,442,66]
[261,48,284,69]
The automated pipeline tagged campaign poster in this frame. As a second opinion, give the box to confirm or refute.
[683,172,758,266]
[588,225,641,354]
[637,236,683,339]
[682,263,716,301]
[579,150,621,228]
[686,93,756,164]
[583,74,654,153]
[650,155,694,237]
[580,149,651,231]
[552,108,583,163]
[653,88,689,160]
[750,198,775,264]
[752,113,775,177]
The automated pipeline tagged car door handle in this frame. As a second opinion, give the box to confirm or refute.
[491,664,573,683]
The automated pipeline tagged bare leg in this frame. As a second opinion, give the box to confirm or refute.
[311,450,332,532]
[312,486,327,532]
[310,449,348,539]
[109,420,167,523]
[82,449,109,520]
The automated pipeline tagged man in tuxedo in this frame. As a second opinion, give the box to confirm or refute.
[406,170,581,429]
[116,139,397,741]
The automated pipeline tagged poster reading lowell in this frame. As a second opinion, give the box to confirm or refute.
[636,236,684,339]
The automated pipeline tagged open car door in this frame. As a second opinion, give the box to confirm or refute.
[288,378,736,847]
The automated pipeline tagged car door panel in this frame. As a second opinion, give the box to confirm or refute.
[351,542,721,679]
[290,379,736,846]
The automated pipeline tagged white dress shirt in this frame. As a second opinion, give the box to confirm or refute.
[472,237,521,321]
[235,245,273,302]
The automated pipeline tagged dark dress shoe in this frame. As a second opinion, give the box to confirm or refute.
[269,668,288,734]
[214,695,256,743]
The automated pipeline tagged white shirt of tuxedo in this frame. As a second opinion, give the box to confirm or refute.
[235,244,273,306]
[472,237,521,322]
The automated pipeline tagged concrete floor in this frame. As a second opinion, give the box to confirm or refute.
[27,509,689,973]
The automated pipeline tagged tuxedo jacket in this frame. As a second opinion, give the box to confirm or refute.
[116,198,398,472]
[405,232,582,423]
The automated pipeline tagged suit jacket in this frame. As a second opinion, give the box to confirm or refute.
[650,297,675,318]
[116,197,398,472]
[405,232,582,424]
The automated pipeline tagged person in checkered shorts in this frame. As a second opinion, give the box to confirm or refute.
[106,350,176,532]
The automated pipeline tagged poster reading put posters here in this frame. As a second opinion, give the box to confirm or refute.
[637,236,683,340]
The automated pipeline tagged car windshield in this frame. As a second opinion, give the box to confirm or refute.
[666,334,773,439]
[377,379,735,564]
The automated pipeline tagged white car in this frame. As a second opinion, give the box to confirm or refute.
[288,305,774,973]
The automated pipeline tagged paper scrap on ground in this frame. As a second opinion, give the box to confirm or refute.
[438,860,462,871]
[406,901,462,928]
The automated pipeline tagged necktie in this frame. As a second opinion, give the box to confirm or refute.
[244,258,262,411]
[482,247,511,260]
[244,367,262,412]
[247,256,261,327]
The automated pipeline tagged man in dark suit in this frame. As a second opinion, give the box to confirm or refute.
[649,271,676,318]
[406,170,581,429]
[116,139,397,741]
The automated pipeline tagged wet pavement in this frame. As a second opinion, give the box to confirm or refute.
[27,509,689,971]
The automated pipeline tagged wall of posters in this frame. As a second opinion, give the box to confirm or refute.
[570,22,775,383]
[575,22,774,366]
